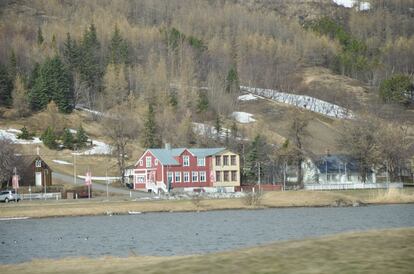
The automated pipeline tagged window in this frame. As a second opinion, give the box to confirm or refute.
[146,157,151,168]
[184,172,190,182]
[231,155,236,166]
[155,159,158,166]
[223,171,229,181]
[200,171,206,182]
[192,171,198,182]
[183,156,190,166]
[215,171,221,182]
[197,157,205,166]
[215,156,221,166]
[35,160,42,168]
[175,172,181,182]
[167,172,173,184]
[223,156,229,166]
[231,171,237,181]
[139,160,143,166]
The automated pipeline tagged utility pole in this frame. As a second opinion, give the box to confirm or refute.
[283,161,287,191]
[257,162,261,191]
[73,145,77,185]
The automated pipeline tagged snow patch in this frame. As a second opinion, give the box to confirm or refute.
[332,0,370,11]
[240,86,354,119]
[238,93,259,101]
[73,140,112,155]
[52,160,73,165]
[0,128,42,145]
[232,112,256,123]
[192,122,231,140]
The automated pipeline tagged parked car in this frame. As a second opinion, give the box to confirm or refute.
[0,190,21,203]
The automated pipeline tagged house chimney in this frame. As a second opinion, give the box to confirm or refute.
[165,143,171,150]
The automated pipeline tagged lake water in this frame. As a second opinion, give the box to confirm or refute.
[1,204,414,264]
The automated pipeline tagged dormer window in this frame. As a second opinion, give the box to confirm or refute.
[197,157,205,167]
[183,156,190,166]
[146,156,151,168]
[139,160,143,166]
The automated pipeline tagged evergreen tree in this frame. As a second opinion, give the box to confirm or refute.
[0,63,13,106]
[63,33,80,72]
[76,125,88,148]
[79,23,103,96]
[142,104,160,148]
[30,56,74,113]
[225,66,240,93]
[17,126,33,140]
[244,135,268,183]
[62,128,75,149]
[196,91,209,113]
[8,50,17,81]
[379,74,414,106]
[108,25,129,64]
[37,27,44,46]
[41,126,57,149]
[230,120,238,139]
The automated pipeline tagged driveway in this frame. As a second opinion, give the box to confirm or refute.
[53,172,150,198]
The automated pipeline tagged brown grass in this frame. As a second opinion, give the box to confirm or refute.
[1,228,413,274]
[1,189,413,219]
[367,188,414,204]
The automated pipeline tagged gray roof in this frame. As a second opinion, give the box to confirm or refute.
[148,147,226,165]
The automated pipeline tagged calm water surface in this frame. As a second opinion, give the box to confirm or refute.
[1,204,413,264]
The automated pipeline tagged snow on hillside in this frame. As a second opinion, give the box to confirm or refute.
[192,122,231,139]
[232,112,256,123]
[240,86,354,119]
[332,0,370,11]
[238,94,260,101]
[53,160,73,165]
[73,140,112,155]
[0,128,42,144]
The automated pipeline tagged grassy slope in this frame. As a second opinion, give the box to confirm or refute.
[1,189,413,218]
[1,228,413,274]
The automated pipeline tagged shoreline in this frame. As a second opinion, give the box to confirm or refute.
[1,189,413,219]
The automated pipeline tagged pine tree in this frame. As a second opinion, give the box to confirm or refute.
[225,66,240,93]
[142,104,160,148]
[41,126,57,149]
[76,125,88,148]
[230,120,238,139]
[0,63,13,106]
[196,91,209,113]
[30,56,74,113]
[37,27,44,46]
[62,128,75,149]
[12,73,30,117]
[63,33,79,72]
[8,50,17,81]
[244,135,268,183]
[108,25,129,64]
[17,126,33,140]
[79,23,103,96]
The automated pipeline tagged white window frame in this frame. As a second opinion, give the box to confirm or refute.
[183,172,190,182]
[167,172,173,183]
[146,156,152,168]
[197,157,205,167]
[35,160,42,168]
[183,156,190,166]
[192,171,198,182]
[200,171,206,182]
[139,160,143,166]
[155,159,158,166]
[175,172,181,183]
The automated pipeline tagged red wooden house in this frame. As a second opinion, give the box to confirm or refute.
[133,147,228,192]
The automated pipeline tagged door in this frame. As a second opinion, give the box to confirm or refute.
[35,172,42,186]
